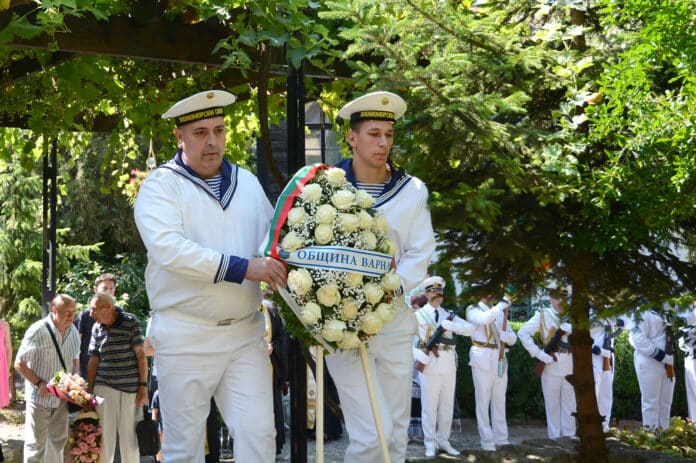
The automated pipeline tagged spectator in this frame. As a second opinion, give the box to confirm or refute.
[15,294,80,462]
[262,289,290,453]
[1,318,11,408]
[87,292,148,463]
[75,273,117,380]
[408,294,428,443]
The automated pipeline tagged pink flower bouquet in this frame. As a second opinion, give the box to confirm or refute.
[69,410,103,463]
[47,371,99,409]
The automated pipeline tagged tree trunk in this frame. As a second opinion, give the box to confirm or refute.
[568,253,608,461]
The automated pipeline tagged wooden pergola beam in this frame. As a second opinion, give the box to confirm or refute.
[1,9,347,78]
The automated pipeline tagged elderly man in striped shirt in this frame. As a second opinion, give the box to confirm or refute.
[87,292,149,463]
[16,293,80,462]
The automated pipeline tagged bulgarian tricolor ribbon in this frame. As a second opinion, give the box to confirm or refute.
[263,163,327,260]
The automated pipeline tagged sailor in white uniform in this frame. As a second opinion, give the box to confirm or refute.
[134,90,287,463]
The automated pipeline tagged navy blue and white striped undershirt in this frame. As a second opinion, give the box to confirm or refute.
[356,180,388,199]
[205,173,223,199]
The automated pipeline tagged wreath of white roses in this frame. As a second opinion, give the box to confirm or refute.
[265,164,401,351]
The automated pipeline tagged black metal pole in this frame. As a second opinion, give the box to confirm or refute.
[287,60,307,463]
[41,138,57,316]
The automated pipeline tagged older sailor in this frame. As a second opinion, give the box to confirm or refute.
[134,90,287,463]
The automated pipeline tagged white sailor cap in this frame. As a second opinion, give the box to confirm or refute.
[420,276,445,293]
[162,90,236,127]
[338,91,407,123]
[546,280,571,297]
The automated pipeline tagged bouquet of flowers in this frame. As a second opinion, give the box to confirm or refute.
[68,410,103,463]
[47,371,99,409]
[263,163,401,352]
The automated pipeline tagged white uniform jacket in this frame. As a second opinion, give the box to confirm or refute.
[466,301,516,373]
[413,304,473,375]
[518,308,572,377]
[589,317,622,372]
[630,310,670,361]
[134,153,274,323]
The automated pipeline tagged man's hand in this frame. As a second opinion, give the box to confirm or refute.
[245,257,287,290]
[415,361,426,373]
[136,386,149,407]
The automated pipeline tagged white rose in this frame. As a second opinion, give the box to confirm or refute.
[287,207,307,227]
[373,215,388,233]
[281,231,304,251]
[363,283,385,305]
[376,303,395,322]
[338,330,362,350]
[315,223,334,244]
[357,210,374,229]
[325,168,347,187]
[287,268,313,296]
[361,312,383,335]
[356,189,375,208]
[360,230,378,250]
[381,271,401,292]
[315,204,337,224]
[340,298,360,320]
[301,183,323,203]
[316,284,341,307]
[300,302,322,325]
[381,238,397,257]
[331,189,355,210]
[322,320,346,343]
[337,213,360,233]
[345,272,363,288]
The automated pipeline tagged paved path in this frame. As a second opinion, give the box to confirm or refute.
[0,416,548,462]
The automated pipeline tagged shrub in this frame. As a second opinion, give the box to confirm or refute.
[609,416,696,458]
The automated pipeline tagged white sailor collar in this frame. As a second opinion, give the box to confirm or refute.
[159,149,239,210]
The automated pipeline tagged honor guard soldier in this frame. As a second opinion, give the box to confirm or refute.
[466,293,515,451]
[134,90,287,463]
[630,303,678,430]
[589,305,624,431]
[413,276,473,458]
[325,91,436,463]
[679,301,696,422]
[518,283,576,439]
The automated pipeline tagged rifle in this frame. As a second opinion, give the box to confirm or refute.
[497,306,509,378]
[533,327,566,377]
[665,325,676,382]
[602,325,613,371]
[415,311,456,372]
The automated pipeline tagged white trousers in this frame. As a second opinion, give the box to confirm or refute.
[326,308,414,463]
[94,385,141,463]
[150,312,275,463]
[592,365,614,431]
[419,370,456,451]
[23,400,68,463]
[634,352,674,429]
[686,356,696,421]
[471,362,508,448]
[540,353,576,439]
